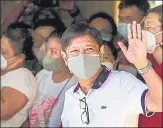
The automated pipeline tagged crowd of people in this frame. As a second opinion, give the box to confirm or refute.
[1,0,162,127]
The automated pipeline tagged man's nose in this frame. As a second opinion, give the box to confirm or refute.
[80,49,87,55]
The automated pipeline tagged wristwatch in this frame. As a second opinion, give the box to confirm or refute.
[137,60,152,74]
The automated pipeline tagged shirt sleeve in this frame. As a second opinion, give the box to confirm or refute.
[119,71,149,115]
[1,68,37,100]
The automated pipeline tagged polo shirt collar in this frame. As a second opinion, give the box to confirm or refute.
[73,66,111,93]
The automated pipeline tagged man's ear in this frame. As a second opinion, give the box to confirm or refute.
[98,49,102,62]
[61,51,68,65]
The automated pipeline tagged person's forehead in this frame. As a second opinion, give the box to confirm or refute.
[48,37,61,48]
[35,26,55,37]
[119,6,140,17]
[1,36,15,56]
[1,36,12,49]
[144,13,161,27]
[90,17,112,30]
[100,44,111,53]
[145,13,160,21]
[69,35,97,47]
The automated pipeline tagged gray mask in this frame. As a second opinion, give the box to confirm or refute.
[43,56,62,72]
[67,54,101,80]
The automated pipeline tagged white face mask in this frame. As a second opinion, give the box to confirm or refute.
[99,29,112,42]
[1,55,17,70]
[101,62,113,70]
[146,30,163,53]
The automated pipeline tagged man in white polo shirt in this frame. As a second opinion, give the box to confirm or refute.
[60,22,162,127]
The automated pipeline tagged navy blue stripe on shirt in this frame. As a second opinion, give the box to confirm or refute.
[141,89,149,115]
[73,67,111,93]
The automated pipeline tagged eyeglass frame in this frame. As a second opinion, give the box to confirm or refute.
[79,97,90,125]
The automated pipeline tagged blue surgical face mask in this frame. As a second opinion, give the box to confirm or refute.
[67,54,101,80]
[117,23,128,40]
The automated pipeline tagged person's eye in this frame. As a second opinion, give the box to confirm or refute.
[86,48,94,52]
[51,49,57,54]
[104,56,109,60]
[70,50,78,53]
[126,17,133,23]
[119,16,124,22]
[104,54,110,59]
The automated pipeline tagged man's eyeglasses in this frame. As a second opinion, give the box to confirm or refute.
[79,97,90,125]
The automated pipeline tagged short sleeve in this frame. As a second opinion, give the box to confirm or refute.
[119,71,148,115]
[141,90,155,117]
[1,68,37,100]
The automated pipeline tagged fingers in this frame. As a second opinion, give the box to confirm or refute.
[132,21,137,39]
[128,23,132,40]
[118,42,127,55]
[128,21,142,41]
[142,30,147,45]
[137,23,142,40]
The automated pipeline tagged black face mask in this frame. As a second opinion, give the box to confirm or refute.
[33,0,59,7]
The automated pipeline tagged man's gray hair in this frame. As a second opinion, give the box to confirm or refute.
[61,23,103,51]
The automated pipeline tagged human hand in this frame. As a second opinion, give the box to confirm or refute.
[118,21,148,69]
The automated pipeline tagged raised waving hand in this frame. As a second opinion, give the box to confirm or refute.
[118,21,148,69]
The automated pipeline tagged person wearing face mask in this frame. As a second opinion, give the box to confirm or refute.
[88,12,120,71]
[60,23,162,127]
[31,8,66,76]
[114,0,150,78]
[88,12,117,43]
[1,22,37,127]
[100,40,117,70]
[32,21,55,76]
[29,30,77,127]
[113,0,150,81]
[138,5,163,128]
[117,0,150,40]
[32,19,66,80]
[100,42,117,70]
